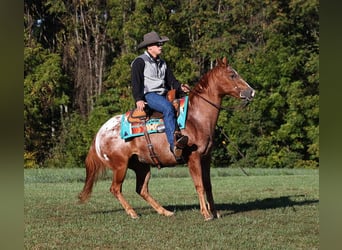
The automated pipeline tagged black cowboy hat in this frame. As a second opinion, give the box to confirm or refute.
[137,31,169,49]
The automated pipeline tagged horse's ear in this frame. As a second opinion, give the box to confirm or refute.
[222,57,228,66]
[216,57,228,66]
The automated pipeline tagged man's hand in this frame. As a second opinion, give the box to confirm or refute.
[181,84,190,93]
[136,100,146,111]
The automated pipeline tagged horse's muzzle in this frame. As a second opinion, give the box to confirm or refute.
[240,88,255,101]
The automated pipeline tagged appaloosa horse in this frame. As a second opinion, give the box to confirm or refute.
[78,57,255,220]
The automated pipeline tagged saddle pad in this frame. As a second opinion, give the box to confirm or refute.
[120,96,188,140]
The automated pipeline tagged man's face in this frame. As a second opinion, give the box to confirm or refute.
[147,42,164,57]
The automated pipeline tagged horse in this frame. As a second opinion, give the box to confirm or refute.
[78,57,255,221]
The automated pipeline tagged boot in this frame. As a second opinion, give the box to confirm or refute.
[170,132,188,161]
[174,132,188,149]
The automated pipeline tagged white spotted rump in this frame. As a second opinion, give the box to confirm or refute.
[95,115,122,161]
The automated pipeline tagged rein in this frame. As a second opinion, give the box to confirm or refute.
[216,125,249,176]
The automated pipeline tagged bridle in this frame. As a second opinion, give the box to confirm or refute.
[182,84,251,112]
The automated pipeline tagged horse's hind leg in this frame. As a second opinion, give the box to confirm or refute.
[130,159,174,217]
[109,164,139,219]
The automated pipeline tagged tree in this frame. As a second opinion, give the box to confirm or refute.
[24,40,69,167]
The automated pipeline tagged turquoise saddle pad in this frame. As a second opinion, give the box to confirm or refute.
[120,96,188,140]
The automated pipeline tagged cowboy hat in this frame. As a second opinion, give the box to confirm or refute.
[137,31,169,49]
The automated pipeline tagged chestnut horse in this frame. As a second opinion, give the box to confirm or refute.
[78,57,255,221]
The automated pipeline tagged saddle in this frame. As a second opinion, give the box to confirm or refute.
[127,108,162,123]
[127,89,180,123]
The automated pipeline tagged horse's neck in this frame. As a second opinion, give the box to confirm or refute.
[188,87,222,132]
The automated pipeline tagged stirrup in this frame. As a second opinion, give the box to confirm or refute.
[175,135,188,149]
[171,146,183,161]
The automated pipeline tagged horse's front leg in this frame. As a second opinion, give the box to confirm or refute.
[188,154,213,221]
[132,162,174,217]
[201,156,220,219]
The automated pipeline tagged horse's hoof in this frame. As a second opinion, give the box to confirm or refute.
[164,210,175,217]
[216,212,221,219]
[130,214,139,219]
[127,209,139,219]
[204,215,214,221]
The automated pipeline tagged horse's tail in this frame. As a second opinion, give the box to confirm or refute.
[78,140,106,203]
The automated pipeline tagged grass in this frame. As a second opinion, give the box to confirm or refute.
[25,167,319,249]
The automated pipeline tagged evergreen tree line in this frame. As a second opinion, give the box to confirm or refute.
[24,0,319,169]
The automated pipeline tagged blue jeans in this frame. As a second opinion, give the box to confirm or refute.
[145,92,176,148]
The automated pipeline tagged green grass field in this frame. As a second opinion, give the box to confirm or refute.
[24,167,319,249]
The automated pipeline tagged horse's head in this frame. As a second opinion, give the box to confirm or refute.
[215,57,255,101]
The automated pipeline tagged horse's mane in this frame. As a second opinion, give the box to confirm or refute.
[193,74,209,93]
[192,64,224,93]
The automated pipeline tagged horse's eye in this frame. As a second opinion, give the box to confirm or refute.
[230,74,236,79]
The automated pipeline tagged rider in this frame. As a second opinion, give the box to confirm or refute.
[131,31,189,160]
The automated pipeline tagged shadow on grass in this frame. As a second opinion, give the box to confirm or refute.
[165,195,319,217]
[90,195,318,217]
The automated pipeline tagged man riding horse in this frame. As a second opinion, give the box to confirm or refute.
[131,31,190,160]
[79,32,255,220]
